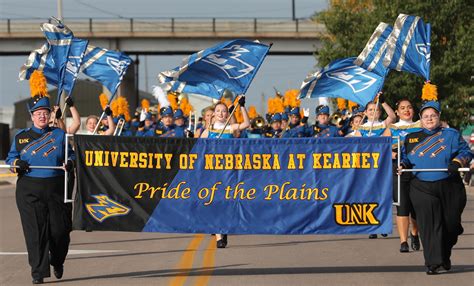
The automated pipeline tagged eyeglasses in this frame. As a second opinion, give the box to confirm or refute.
[421,114,439,120]
[33,112,50,118]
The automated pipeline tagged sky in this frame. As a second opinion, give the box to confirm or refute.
[0,0,329,114]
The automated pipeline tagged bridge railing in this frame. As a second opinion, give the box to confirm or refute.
[0,17,325,35]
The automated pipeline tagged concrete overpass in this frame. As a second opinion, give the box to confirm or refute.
[0,17,326,55]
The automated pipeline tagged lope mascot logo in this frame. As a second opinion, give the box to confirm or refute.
[327,66,377,93]
[86,194,131,223]
[107,57,129,76]
[202,45,255,79]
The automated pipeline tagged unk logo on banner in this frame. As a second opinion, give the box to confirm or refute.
[202,45,255,79]
[327,66,377,93]
[86,194,131,222]
[107,57,128,75]
[416,43,431,62]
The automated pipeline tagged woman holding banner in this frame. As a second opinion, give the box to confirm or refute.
[383,99,421,252]
[400,100,472,274]
[201,95,250,248]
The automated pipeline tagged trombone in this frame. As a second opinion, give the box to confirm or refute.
[113,118,125,136]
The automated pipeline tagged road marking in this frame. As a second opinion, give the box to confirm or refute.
[194,236,216,286]
[0,173,15,177]
[169,234,205,286]
[0,249,124,255]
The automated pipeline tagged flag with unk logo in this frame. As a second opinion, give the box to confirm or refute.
[299,57,386,107]
[157,39,271,99]
[383,14,431,80]
[354,22,392,77]
[80,46,132,96]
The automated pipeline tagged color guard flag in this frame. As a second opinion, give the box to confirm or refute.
[63,38,89,98]
[79,45,132,97]
[383,14,431,80]
[354,22,392,77]
[19,43,61,86]
[299,57,386,107]
[157,39,271,99]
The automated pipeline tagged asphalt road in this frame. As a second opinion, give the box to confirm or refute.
[0,174,473,286]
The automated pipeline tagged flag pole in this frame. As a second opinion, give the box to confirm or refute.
[217,99,241,138]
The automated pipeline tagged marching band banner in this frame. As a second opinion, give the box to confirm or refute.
[73,135,393,235]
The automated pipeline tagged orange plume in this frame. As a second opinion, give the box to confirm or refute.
[29,70,48,97]
[99,93,109,110]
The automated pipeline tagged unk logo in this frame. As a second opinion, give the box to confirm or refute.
[86,194,131,223]
[333,203,380,225]
[107,57,128,75]
[327,66,376,93]
[416,43,431,62]
[202,45,255,79]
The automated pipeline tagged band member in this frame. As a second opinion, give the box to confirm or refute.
[383,99,421,252]
[154,106,176,137]
[281,112,289,131]
[355,93,396,137]
[310,105,340,137]
[6,92,74,284]
[201,96,250,248]
[281,107,309,138]
[264,113,283,138]
[173,109,192,138]
[135,111,154,137]
[400,100,472,274]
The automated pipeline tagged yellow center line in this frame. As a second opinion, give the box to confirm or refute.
[169,234,205,286]
[0,173,15,177]
[194,236,217,286]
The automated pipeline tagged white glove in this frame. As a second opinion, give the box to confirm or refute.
[139,109,147,122]
[303,108,310,117]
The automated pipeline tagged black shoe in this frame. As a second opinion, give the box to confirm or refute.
[400,242,409,253]
[32,278,43,284]
[368,234,377,239]
[381,233,388,237]
[216,239,226,248]
[410,233,421,251]
[222,234,228,246]
[442,260,451,271]
[53,265,64,279]
[426,265,440,275]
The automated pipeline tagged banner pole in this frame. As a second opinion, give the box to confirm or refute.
[0,165,64,170]
[394,136,400,207]
[402,168,470,172]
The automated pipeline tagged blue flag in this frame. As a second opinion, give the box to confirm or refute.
[40,21,73,98]
[63,38,89,98]
[80,45,132,97]
[157,39,270,99]
[354,22,392,77]
[299,57,386,107]
[383,14,431,80]
[19,43,61,86]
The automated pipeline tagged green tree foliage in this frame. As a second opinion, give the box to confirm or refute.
[314,0,473,128]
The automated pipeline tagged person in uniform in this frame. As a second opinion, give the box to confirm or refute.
[201,96,250,248]
[173,109,191,138]
[135,111,154,137]
[264,113,283,138]
[195,106,214,138]
[400,100,472,274]
[154,106,177,137]
[383,98,422,252]
[281,107,309,138]
[310,105,340,138]
[355,93,396,137]
[6,94,74,284]
[280,112,289,131]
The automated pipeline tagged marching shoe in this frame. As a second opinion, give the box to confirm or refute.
[426,265,440,275]
[222,234,228,246]
[53,265,64,279]
[441,260,451,271]
[216,239,226,248]
[368,234,377,239]
[400,242,409,253]
[381,233,388,237]
[410,233,421,251]
[32,278,43,284]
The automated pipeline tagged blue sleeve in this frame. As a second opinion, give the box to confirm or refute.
[452,132,473,166]
[6,134,20,165]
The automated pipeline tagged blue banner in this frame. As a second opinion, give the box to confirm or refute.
[73,136,393,235]
[383,14,431,80]
[299,57,386,107]
[80,45,132,97]
[157,39,270,99]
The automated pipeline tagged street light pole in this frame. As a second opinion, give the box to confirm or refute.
[292,0,296,21]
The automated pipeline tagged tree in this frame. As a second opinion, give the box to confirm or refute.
[314,0,473,128]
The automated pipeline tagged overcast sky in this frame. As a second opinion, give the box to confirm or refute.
[0,0,328,113]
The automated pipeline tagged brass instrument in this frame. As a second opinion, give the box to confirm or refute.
[113,118,125,136]
[329,112,343,126]
[251,116,266,130]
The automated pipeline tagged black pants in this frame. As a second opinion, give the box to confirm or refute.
[410,176,466,267]
[392,161,416,217]
[16,175,72,280]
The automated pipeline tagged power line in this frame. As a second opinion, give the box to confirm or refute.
[74,0,126,19]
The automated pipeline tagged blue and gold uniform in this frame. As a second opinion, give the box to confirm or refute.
[208,123,234,139]
[281,107,309,138]
[402,101,473,273]
[6,94,74,283]
[358,120,386,137]
[310,123,340,137]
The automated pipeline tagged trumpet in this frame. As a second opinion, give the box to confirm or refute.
[329,112,343,126]
[251,116,266,130]
[113,118,125,136]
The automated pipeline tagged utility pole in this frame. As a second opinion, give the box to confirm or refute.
[292,0,296,21]
[57,0,63,20]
